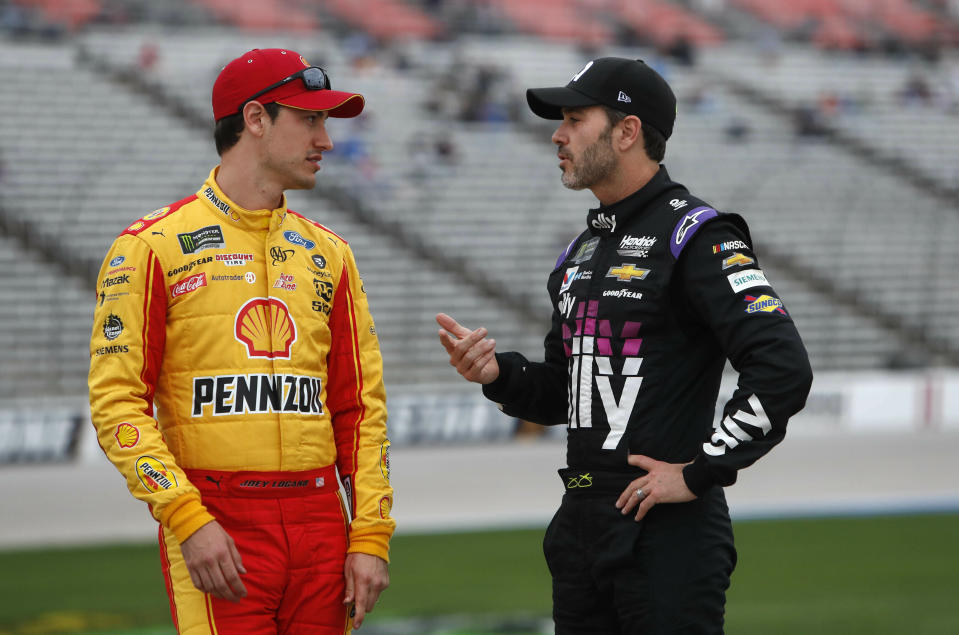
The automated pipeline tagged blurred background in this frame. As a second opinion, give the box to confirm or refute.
[0,0,958,633]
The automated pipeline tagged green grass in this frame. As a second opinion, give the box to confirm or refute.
[1,513,957,634]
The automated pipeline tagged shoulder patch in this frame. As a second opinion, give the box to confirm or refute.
[121,195,196,237]
[669,206,718,259]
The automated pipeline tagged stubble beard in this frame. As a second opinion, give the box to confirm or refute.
[560,126,617,191]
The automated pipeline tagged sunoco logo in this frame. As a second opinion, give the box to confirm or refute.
[178,225,225,255]
[283,231,316,249]
[135,456,177,493]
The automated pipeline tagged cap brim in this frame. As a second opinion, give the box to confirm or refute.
[526,86,598,120]
[277,91,365,118]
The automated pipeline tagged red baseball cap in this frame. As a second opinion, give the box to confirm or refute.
[212,48,364,121]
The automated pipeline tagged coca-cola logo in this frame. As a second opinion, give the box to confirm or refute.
[170,272,208,298]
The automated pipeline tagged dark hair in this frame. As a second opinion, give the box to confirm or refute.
[214,102,281,155]
[602,105,667,163]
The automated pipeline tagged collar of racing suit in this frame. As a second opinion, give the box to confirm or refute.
[196,167,289,232]
[586,165,685,237]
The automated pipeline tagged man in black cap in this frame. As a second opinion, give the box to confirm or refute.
[437,57,812,633]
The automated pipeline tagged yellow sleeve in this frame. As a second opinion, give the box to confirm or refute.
[327,245,394,562]
[88,233,214,543]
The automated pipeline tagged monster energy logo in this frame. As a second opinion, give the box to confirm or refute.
[178,225,225,255]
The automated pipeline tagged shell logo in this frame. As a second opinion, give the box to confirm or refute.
[128,221,145,232]
[379,440,391,482]
[135,456,177,493]
[235,297,297,358]
[379,495,392,519]
[115,423,139,448]
[299,55,309,67]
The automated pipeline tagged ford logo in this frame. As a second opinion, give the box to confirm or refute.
[109,256,125,267]
[283,231,316,250]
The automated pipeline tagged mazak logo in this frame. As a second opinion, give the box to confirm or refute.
[178,225,225,255]
[235,297,297,359]
[590,213,616,232]
[192,373,323,417]
[170,272,207,298]
[722,253,755,270]
[283,231,316,249]
[101,274,130,288]
[606,264,650,282]
[564,300,643,450]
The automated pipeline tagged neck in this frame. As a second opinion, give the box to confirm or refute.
[591,160,660,207]
[216,152,284,211]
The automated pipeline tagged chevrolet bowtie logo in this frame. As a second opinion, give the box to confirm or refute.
[606,264,650,282]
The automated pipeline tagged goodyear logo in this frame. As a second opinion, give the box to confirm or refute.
[606,264,650,282]
[283,231,316,249]
[178,225,225,255]
[744,294,787,316]
[136,456,177,493]
[722,252,755,270]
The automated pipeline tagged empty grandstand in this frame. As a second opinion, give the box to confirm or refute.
[0,0,957,417]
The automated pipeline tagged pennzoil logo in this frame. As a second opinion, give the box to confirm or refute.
[722,252,755,270]
[135,456,177,492]
[115,423,139,448]
[380,441,391,482]
[143,207,171,221]
[235,298,297,358]
[192,373,323,416]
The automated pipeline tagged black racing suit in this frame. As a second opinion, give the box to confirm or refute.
[482,166,812,634]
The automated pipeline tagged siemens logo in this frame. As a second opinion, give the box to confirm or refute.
[192,373,324,417]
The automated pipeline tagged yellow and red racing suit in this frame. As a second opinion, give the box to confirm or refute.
[88,167,394,561]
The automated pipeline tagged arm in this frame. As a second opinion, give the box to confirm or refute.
[88,233,216,541]
[326,246,394,568]
[618,218,812,521]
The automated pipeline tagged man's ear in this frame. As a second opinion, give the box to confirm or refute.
[617,115,642,152]
[241,101,270,138]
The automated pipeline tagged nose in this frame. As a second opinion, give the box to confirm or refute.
[315,122,333,152]
[551,122,567,147]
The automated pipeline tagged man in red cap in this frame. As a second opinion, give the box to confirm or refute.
[89,48,393,633]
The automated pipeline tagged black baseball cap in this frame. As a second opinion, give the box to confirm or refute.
[527,57,677,139]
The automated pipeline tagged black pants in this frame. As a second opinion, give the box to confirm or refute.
[543,481,736,634]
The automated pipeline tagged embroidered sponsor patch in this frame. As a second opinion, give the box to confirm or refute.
[727,269,769,293]
[178,225,225,255]
[744,294,787,315]
[722,252,755,269]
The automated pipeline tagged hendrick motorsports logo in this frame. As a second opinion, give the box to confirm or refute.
[178,225,225,255]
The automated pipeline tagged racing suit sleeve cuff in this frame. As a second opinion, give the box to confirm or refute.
[682,456,716,498]
[347,529,391,563]
[160,493,216,544]
[481,352,521,404]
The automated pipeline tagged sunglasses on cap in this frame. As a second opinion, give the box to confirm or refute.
[240,66,331,112]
